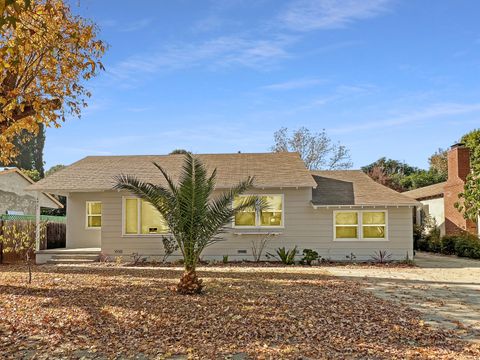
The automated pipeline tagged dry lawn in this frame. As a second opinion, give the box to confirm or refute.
[0,264,479,359]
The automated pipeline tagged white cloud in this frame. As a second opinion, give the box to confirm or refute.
[280,0,391,32]
[262,78,325,90]
[330,103,480,134]
[109,35,294,80]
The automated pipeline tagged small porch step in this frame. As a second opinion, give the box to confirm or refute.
[51,254,100,260]
[36,248,101,265]
[47,258,97,265]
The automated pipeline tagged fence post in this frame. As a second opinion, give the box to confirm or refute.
[35,192,41,251]
[0,219,3,264]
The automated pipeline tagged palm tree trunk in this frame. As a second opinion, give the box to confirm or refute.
[176,266,203,295]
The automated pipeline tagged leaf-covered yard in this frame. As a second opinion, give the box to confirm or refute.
[0,265,478,359]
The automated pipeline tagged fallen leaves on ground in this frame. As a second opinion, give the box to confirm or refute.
[0,264,478,359]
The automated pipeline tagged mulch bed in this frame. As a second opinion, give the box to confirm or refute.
[0,264,478,359]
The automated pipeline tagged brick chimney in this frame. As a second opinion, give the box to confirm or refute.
[444,143,477,235]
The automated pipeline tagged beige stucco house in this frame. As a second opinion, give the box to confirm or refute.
[29,152,418,264]
[0,168,62,215]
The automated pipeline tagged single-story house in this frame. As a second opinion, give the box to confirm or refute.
[28,152,418,264]
[404,144,479,237]
[0,168,63,216]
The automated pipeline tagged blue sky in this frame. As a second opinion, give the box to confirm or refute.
[45,0,480,169]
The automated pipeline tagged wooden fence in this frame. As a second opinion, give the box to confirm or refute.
[0,219,66,264]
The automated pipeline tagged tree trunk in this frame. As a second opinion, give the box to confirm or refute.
[28,261,32,284]
[26,252,32,284]
[176,270,203,295]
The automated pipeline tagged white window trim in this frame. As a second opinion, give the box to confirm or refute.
[232,194,285,229]
[122,196,171,237]
[333,210,389,242]
[85,201,102,230]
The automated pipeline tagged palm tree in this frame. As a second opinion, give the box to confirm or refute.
[114,154,259,295]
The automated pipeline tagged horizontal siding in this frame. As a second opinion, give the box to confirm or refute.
[66,188,414,261]
[66,193,102,248]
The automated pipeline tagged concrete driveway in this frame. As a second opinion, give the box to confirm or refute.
[323,252,480,342]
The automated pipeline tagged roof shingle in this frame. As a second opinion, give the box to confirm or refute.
[311,170,418,206]
[27,152,317,192]
[402,181,446,200]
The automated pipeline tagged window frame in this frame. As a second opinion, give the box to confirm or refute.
[122,196,170,236]
[333,210,388,241]
[85,201,102,230]
[232,194,285,229]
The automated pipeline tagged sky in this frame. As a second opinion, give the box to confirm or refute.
[44,0,480,170]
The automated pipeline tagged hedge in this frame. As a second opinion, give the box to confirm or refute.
[415,231,480,260]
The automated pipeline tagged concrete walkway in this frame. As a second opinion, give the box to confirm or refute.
[323,252,480,342]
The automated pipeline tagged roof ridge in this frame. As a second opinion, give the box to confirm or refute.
[83,152,301,159]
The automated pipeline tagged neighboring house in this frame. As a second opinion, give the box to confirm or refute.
[0,168,63,215]
[404,144,479,237]
[28,152,418,264]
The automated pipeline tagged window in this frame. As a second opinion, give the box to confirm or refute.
[362,212,386,239]
[334,210,387,240]
[123,198,169,235]
[86,201,102,229]
[335,212,358,239]
[233,195,283,227]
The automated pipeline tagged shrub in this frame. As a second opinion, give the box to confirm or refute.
[300,249,319,266]
[416,238,430,252]
[130,253,147,265]
[222,255,229,264]
[267,246,297,265]
[161,236,178,263]
[370,250,392,264]
[454,234,480,259]
[251,234,272,262]
[440,235,461,255]
[346,252,356,263]
[425,227,441,253]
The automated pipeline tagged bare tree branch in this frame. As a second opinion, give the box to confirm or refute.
[271,127,352,170]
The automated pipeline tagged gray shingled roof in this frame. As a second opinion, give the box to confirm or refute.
[311,170,419,206]
[402,181,446,200]
[27,152,317,192]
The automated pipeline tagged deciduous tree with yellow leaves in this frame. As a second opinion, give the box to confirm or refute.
[0,0,105,163]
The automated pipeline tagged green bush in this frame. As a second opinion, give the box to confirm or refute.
[454,235,480,259]
[300,249,319,266]
[267,246,297,265]
[425,227,441,253]
[440,235,461,255]
[416,238,430,252]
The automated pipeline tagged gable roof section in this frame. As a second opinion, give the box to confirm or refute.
[0,168,63,208]
[402,181,446,200]
[311,170,418,206]
[27,152,317,192]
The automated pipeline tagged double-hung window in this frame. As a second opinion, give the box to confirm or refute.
[334,212,358,239]
[86,201,102,229]
[334,210,387,240]
[362,211,386,239]
[123,197,169,235]
[233,195,284,228]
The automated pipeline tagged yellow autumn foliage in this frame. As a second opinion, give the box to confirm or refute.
[0,0,105,163]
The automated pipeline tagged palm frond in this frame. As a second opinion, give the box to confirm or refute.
[114,155,259,272]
